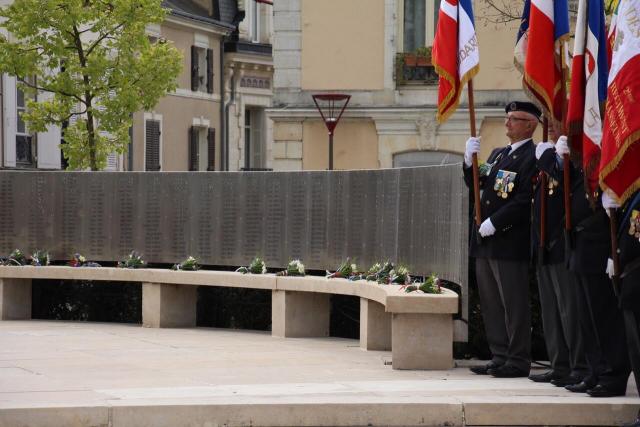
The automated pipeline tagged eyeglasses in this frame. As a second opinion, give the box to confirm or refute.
[504,115,534,123]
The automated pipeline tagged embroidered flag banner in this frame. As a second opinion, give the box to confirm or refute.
[599,0,640,203]
[566,0,609,199]
[523,0,570,127]
[432,0,480,123]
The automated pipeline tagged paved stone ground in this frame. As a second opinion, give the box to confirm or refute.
[0,320,638,427]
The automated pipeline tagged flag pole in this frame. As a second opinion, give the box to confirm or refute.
[560,43,572,239]
[468,80,482,229]
[540,117,549,254]
[609,208,621,296]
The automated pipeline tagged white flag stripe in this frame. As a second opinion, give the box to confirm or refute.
[441,0,458,21]
[573,0,587,56]
[531,0,554,21]
[458,6,479,78]
[608,0,640,83]
[584,29,604,146]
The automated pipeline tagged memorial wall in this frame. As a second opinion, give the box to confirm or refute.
[0,166,469,337]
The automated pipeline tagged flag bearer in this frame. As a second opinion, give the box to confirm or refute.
[464,101,539,378]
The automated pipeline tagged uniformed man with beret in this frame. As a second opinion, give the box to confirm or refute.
[529,123,588,386]
[604,190,640,424]
[464,101,539,378]
[552,140,630,397]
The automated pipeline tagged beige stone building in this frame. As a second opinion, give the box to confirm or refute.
[269,0,538,171]
[1,0,274,172]
[132,0,274,172]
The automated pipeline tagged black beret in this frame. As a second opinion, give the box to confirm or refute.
[505,101,542,121]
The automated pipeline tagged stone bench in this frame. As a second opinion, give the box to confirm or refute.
[0,266,458,370]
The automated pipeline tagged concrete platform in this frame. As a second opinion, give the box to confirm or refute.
[0,320,637,427]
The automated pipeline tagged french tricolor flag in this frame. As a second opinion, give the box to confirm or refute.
[523,0,570,127]
[432,0,480,124]
[566,0,609,200]
[514,0,531,73]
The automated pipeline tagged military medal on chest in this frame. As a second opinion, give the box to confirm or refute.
[494,169,517,199]
[629,210,640,241]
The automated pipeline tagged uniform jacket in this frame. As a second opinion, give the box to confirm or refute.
[619,191,640,308]
[564,163,611,274]
[532,148,566,264]
[463,139,537,261]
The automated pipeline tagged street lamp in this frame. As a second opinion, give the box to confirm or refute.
[312,93,351,170]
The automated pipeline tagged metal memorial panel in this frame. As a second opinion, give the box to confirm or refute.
[0,166,468,336]
[263,172,287,266]
[0,172,16,252]
[308,172,328,267]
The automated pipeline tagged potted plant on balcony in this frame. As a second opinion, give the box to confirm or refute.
[415,46,432,66]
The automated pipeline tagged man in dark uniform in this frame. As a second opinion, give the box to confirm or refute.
[529,125,588,386]
[464,101,539,378]
[552,139,630,397]
[604,190,640,424]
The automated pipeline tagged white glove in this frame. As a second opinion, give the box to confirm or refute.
[535,142,554,160]
[602,190,620,215]
[479,218,496,237]
[464,136,481,167]
[606,257,615,279]
[555,136,570,156]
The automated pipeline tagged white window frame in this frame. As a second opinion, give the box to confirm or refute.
[192,116,211,172]
[250,0,260,43]
[397,0,440,52]
[143,112,163,171]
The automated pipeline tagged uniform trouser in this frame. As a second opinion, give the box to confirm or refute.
[476,257,531,371]
[536,262,588,377]
[623,307,640,396]
[575,272,630,389]
[621,268,640,396]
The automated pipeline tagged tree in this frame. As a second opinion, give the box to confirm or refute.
[0,0,182,170]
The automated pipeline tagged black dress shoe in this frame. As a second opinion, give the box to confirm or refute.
[488,364,530,378]
[565,380,596,393]
[587,383,626,397]
[622,417,640,427]
[550,375,582,387]
[528,370,564,383]
[469,362,502,375]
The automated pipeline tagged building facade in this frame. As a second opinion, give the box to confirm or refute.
[268,0,538,171]
[0,0,274,172]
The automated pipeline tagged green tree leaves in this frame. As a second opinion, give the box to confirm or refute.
[0,0,182,170]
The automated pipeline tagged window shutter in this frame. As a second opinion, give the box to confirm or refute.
[206,48,214,94]
[145,120,160,171]
[207,128,215,171]
[189,126,198,171]
[191,45,199,91]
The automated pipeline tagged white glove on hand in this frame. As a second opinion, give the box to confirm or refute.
[606,257,615,279]
[535,142,555,160]
[479,218,496,237]
[602,190,620,216]
[464,136,481,167]
[555,136,570,156]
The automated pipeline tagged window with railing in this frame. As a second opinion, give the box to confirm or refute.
[396,0,440,86]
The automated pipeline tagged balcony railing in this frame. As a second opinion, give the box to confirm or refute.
[395,53,438,86]
[224,40,272,56]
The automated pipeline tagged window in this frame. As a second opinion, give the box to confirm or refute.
[16,84,35,166]
[145,118,161,171]
[251,0,260,43]
[244,108,265,170]
[189,126,215,171]
[399,0,441,52]
[191,45,214,93]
